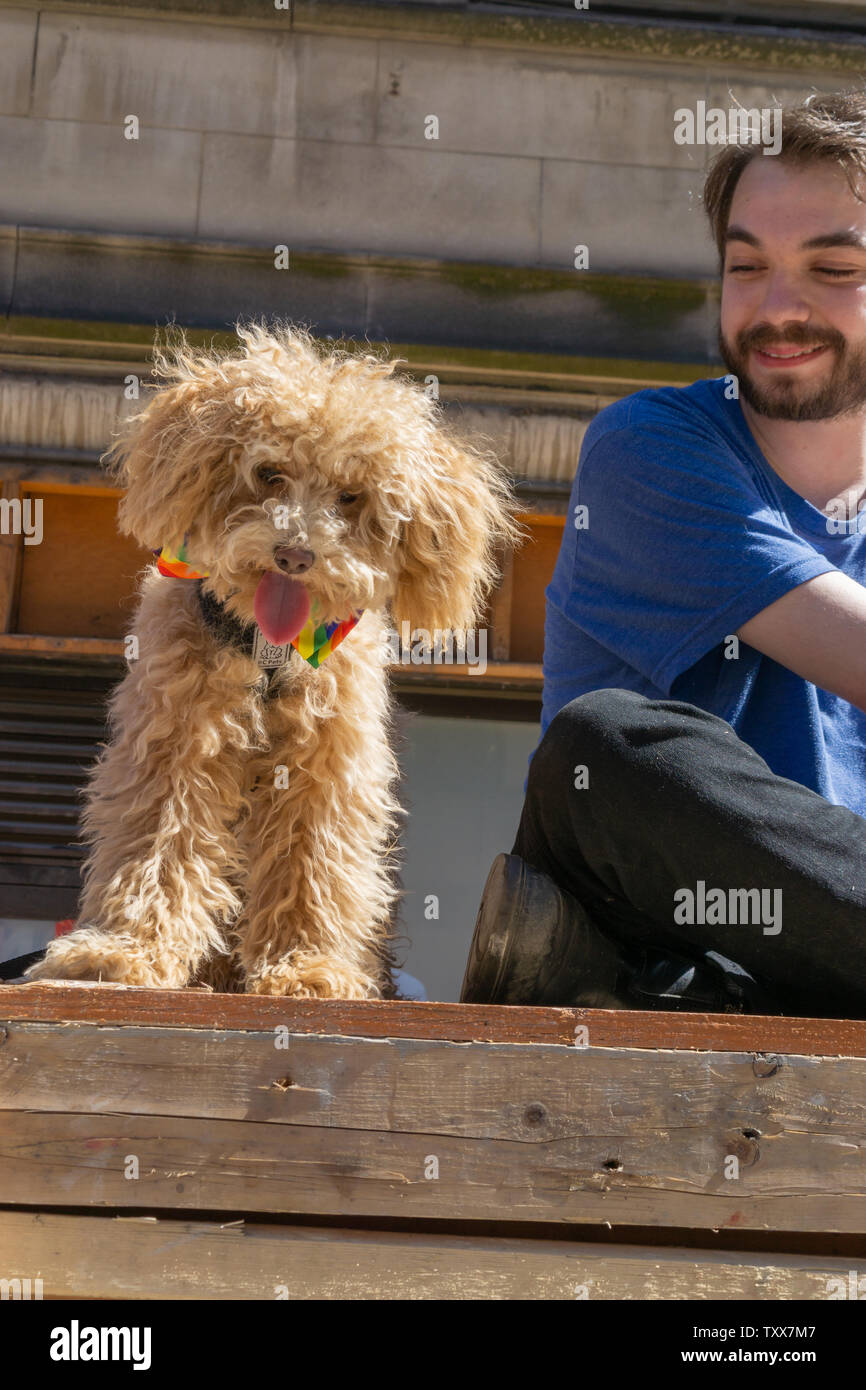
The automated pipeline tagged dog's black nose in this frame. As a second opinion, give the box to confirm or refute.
[274,546,315,575]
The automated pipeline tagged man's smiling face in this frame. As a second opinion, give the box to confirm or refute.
[719,157,866,420]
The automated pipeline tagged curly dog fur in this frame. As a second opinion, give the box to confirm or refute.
[24,323,517,998]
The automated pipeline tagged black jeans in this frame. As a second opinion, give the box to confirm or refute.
[512,688,866,1019]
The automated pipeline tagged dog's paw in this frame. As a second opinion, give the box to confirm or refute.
[244,953,379,1000]
[23,929,184,988]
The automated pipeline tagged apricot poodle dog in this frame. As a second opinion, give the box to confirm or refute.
[25,322,516,998]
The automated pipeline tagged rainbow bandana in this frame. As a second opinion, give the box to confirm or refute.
[155,538,208,581]
[154,538,362,669]
[292,613,360,669]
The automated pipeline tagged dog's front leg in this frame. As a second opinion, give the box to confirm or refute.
[238,658,401,1000]
[25,632,253,989]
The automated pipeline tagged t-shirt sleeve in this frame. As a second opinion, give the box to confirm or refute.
[560,421,837,694]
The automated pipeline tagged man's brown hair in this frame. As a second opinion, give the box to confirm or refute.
[703,89,866,263]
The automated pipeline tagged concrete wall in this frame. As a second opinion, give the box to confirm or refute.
[391,712,541,1002]
[1,4,861,280]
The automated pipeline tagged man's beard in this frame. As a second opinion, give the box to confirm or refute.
[718,323,866,420]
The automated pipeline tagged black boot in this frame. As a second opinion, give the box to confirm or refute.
[460,854,782,1014]
[0,948,48,982]
[460,853,635,1008]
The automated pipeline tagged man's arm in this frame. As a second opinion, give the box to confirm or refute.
[737,571,866,713]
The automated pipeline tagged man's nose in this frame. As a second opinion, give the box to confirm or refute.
[755,270,811,322]
[274,546,315,575]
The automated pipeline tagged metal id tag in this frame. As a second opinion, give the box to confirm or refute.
[252,628,293,670]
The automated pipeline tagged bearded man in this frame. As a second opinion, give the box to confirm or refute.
[463,90,866,1020]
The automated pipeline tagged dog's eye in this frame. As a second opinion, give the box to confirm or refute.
[338,492,360,506]
[257,467,283,486]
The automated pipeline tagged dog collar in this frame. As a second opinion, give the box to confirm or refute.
[154,540,362,669]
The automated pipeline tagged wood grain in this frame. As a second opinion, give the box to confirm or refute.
[0,633,121,657]
[0,465,112,492]
[16,491,145,639]
[1,981,866,1054]
[2,1021,866,1231]
[0,1208,856,1300]
[510,518,564,664]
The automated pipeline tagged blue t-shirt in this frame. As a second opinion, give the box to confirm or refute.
[542,375,866,818]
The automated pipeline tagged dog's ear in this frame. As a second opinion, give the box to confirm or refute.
[104,380,234,556]
[391,430,519,637]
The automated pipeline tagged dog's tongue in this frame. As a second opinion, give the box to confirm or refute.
[254,572,311,645]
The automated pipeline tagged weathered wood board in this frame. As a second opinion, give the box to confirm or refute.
[2,980,866,1053]
[2,983,865,1300]
[0,1209,859,1301]
[1,1004,865,1232]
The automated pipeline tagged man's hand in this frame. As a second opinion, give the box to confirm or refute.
[737,571,866,712]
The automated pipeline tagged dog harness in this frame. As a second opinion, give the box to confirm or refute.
[154,539,362,694]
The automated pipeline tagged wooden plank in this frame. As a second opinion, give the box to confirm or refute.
[517,512,570,527]
[390,660,543,690]
[19,479,118,499]
[0,637,544,686]
[2,981,866,1055]
[0,467,107,489]
[489,545,515,661]
[0,634,121,658]
[2,1021,866,1231]
[0,480,22,633]
[0,1208,857,1300]
[16,492,145,639]
[510,517,564,662]
[0,466,110,492]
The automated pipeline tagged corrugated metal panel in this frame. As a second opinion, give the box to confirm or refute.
[0,662,116,866]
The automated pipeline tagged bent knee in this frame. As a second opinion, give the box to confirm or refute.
[545,687,646,748]
[527,688,643,793]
